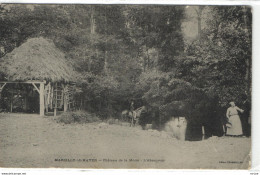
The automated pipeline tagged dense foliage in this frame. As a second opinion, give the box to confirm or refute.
[181,6,251,107]
[0,5,252,136]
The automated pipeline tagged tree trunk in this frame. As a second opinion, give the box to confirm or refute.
[80,98,83,110]
[198,16,201,38]
[146,46,151,70]
[104,50,108,74]
[104,6,108,75]
[242,6,252,96]
[90,6,96,34]
[195,6,204,39]
[143,57,146,72]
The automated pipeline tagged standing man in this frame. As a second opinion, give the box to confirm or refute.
[130,100,134,113]
[241,98,251,137]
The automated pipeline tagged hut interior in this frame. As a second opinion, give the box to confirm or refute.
[0,83,39,113]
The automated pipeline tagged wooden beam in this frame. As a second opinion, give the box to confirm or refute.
[0,80,46,116]
[40,83,45,116]
[0,83,7,91]
[32,83,40,94]
[0,83,7,104]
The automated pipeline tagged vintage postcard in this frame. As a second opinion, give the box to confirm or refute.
[0,4,252,169]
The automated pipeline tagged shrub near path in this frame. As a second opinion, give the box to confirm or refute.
[56,111,101,124]
[0,113,251,169]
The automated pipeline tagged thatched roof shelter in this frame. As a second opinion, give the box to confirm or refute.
[0,37,79,116]
[0,37,77,82]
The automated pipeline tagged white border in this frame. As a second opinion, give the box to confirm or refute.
[0,1,259,174]
[251,1,260,171]
[0,0,258,5]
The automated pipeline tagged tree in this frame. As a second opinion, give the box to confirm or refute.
[179,6,252,107]
[125,6,185,72]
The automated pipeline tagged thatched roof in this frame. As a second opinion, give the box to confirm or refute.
[0,37,78,82]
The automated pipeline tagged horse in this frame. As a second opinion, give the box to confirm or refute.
[121,106,145,127]
[121,109,130,122]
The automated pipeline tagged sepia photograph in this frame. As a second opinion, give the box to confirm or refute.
[0,4,252,169]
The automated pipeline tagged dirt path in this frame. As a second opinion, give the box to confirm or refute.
[0,113,251,169]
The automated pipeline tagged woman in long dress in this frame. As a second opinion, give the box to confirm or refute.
[226,101,244,136]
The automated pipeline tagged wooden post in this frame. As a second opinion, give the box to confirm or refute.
[50,85,53,110]
[202,125,205,140]
[44,83,49,113]
[54,83,57,117]
[63,84,68,112]
[40,83,44,116]
[10,90,13,112]
[64,99,67,112]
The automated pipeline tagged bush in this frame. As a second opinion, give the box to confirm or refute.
[106,118,120,125]
[57,111,101,124]
[139,106,159,129]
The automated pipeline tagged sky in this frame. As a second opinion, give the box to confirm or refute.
[182,6,210,42]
